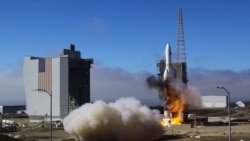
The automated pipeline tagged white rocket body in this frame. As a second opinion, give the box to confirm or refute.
[163,43,174,81]
[162,43,174,127]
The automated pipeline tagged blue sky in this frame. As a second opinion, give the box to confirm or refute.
[0,0,250,105]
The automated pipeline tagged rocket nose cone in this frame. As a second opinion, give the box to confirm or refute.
[165,43,171,53]
[166,43,170,49]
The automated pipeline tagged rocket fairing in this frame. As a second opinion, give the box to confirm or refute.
[163,43,174,81]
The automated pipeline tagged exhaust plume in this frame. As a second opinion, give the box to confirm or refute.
[63,97,163,141]
[146,74,201,125]
[146,75,201,107]
[146,75,165,89]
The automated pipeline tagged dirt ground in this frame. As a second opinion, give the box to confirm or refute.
[1,122,250,141]
[159,123,250,141]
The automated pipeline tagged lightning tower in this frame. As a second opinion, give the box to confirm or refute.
[173,7,188,85]
[176,7,186,63]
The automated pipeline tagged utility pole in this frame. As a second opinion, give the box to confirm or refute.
[217,86,231,141]
[34,89,52,141]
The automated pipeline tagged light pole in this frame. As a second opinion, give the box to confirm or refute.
[33,89,52,141]
[216,86,231,141]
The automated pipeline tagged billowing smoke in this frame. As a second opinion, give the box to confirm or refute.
[146,75,201,107]
[145,75,165,89]
[182,85,201,107]
[63,97,163,141]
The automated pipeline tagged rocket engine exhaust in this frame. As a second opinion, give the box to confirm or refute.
[146,43,201,127]
[63,97,163,141]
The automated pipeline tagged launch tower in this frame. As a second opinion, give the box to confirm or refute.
[156,7,188,124]
[173,7,188,85]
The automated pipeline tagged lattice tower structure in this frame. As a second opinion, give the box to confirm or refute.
[176,7,186,63]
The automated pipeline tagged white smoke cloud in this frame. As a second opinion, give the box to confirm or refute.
[183,85,202,107]
[171,79,202,107]
[63,97,163,141]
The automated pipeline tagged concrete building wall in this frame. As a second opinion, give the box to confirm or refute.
[23,46,93,122]
[60,57,69,118]
[23,56,40,118]
[24,56,69,121]
[52,57,69,119]
[51,57,61,118]
[201,96,227,108]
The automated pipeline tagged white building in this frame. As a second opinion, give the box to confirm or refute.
[23,45,93,122]
[201,96,227,108]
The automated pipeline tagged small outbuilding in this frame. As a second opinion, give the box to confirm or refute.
[201,96,227,108]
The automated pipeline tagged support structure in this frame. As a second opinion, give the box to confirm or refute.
[176,7,186,63]
[176,7,188,86]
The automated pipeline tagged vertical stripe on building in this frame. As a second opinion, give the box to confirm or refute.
[38,58,52,92]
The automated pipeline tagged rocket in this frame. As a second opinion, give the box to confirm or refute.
[162,43,174,127]
[163,43,174,81]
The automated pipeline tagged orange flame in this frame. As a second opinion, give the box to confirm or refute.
[170,99,185,124]
[162,85,186,125]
